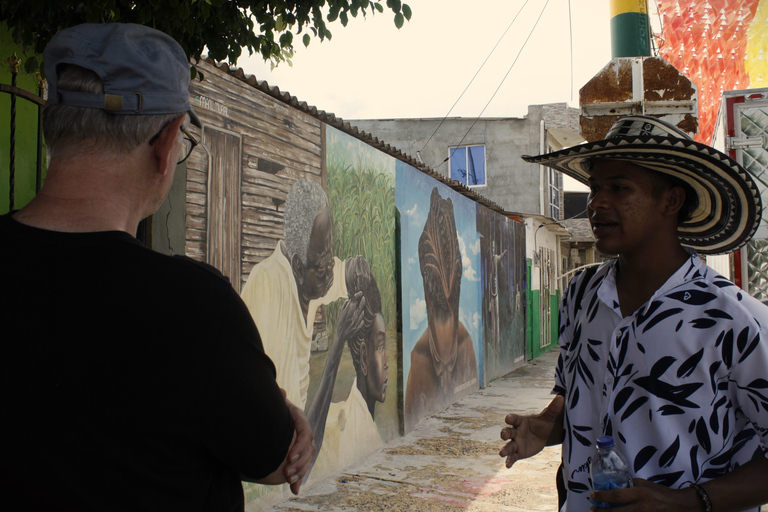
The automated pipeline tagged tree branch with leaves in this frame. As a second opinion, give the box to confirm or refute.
[1,0,411,74]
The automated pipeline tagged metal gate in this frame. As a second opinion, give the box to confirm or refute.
[1,53,46,212]
[729,93,768,300]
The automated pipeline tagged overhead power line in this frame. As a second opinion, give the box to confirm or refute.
[418,0,532,158]
[437,0,553,170]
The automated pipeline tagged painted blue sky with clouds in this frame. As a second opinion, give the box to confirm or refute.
[396,161,483,386]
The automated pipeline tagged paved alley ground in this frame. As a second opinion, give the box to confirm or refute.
[274,348,562,511]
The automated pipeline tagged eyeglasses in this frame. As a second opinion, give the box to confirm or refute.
[148,124,199,164]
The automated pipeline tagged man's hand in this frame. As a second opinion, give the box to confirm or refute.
[589,478,699,511]
[344,255,371,296]
[499,395,564,468]
[283,395,316,495]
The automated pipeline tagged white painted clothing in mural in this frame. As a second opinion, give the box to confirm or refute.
[240,240,347,409]
[308,378,383,485]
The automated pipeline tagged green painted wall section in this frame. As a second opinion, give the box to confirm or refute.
[0,23,46,213]
[526,259,533,360]
[550,290,560,349]
[525,258,559,361]
[528,290,542,359]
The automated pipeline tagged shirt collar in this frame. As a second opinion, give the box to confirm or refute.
[598,249,704,318]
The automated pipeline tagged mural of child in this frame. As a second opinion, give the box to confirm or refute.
[308,273,388,483]
[405,187,478,428]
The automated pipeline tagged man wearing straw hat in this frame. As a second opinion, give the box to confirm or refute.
[499,116,768,512]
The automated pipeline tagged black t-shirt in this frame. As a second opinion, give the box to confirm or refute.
[0,214,294,511]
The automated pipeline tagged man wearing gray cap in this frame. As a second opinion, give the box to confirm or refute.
[0,23,314,511]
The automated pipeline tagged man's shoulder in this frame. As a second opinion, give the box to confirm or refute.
[678,262,768,324]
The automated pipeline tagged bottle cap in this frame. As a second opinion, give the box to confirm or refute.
[596,436,615,449]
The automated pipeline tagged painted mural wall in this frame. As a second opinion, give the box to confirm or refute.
[397,162,483,432]
[477,208,527,383]
[187,59,532,505]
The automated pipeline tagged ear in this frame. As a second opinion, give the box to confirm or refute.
[664,186,686,218]
[152,115,185,176]
[359,342,369,376]
[291,253,305,285]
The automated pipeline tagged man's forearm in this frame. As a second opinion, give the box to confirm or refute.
[698,456,768,512]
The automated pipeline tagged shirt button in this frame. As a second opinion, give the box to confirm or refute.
[606,376,614,386]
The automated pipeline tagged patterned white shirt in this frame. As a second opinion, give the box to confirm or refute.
[556,251,768,512]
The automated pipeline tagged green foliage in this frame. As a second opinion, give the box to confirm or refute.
[1,0,412,73]
[325,145,397,340]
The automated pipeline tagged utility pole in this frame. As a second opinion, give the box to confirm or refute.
[610,0,651,58]
[579,0,698,141]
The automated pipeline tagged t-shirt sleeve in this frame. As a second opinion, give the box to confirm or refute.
[199,287,295,480]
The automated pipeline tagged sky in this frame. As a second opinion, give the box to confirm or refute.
[238,0,615,121]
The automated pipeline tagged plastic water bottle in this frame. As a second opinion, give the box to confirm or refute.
[589,435,632,508]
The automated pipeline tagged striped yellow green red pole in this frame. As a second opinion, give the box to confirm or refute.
[610,0,651,57]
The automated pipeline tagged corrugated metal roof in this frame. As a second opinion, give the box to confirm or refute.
[206,58,512,217]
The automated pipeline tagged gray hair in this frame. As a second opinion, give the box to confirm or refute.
[284,179,329,265]
[43,65,182,159]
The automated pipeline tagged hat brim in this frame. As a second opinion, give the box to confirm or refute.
[522,135,762,254]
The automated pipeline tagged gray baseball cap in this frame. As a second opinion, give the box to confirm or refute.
[44,23,201,128]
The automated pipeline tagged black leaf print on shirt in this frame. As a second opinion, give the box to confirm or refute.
[709,396,727,434]
[695,418,711,453]
[690,445,699,480]
[736,326,751,353]
[651,356,677,379]
[634,445,658,472]
[573,429,592,447]
[648,471,684,487]
[658,404,685,415]
[569,480,590,493]
[709,361,722,393]
[570,386,580,409]
[721,329,734,368]
[690,318,717,329]
[659,436,680,468]
[587,292,600,323]
[633,375,702,409]
[587,343,600,362]
[738,333,761,364]
[635,300,664,327]
[642,308,685,333]
[621,397,649,421]
[705,308,733,320]
[667,289,718,305]
[677,349,704,379]
[614,387,634,414]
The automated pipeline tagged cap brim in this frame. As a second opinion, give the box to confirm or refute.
[522,135,762,254]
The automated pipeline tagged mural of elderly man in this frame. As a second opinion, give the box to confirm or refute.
[240,178,370,435]
[405,187,478,427]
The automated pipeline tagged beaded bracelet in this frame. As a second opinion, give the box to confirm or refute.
[691,483,713,512]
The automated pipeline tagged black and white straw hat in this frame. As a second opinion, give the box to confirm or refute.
[522,115,762,254]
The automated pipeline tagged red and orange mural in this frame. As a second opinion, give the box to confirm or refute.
[657,0,768,142]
